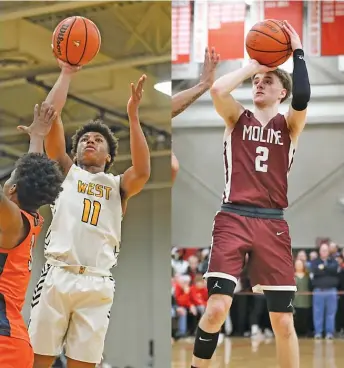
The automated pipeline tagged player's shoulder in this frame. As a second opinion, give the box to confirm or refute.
[20,210,44,229]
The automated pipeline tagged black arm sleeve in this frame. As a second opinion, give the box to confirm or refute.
[291,49,311,111]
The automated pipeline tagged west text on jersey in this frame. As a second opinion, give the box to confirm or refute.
[242,125,283,145]
[77,180,112,200]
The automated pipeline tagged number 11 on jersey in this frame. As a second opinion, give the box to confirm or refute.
[255,146,269,173]
[82,199,101,226]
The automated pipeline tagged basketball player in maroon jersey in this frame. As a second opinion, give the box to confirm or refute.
[171,48,220,182]
[191,21,310,368]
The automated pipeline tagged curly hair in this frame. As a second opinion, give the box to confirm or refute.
[14,153,64,212]
[71,120,118,172]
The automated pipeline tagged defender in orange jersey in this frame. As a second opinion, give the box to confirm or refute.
[0,102,64,368]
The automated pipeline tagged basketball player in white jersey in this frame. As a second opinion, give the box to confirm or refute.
[171,47,220,183]
[21,60,150,368]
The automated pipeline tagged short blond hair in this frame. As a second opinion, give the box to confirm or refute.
[252,68,292,103]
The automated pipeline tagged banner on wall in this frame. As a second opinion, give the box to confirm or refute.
[172,0,191,64]
[321,0,344,56]
[193,0,246,62]
[307,0,321,57]
[260,0,304,41]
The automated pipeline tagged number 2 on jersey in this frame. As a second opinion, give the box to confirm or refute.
[255,146,269,172]
[82,199,101,226]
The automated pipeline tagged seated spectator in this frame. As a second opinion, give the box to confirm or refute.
[171,248,189,275]
[186,255,200,283]
[329,242,340,259]
[174,274,199,335]
[172,274,188,337]
[198,248,210,275]
[190,274,208,315]
[294,259,312,337]
[310,243,339,339]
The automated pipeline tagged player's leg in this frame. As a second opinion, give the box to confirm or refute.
[191,211,250,368]
[266,293,299,368]
[64,275,114,366]
[29,264,72,368]
[250,218,298,368]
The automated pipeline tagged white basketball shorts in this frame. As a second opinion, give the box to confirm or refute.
[28,263,115,364]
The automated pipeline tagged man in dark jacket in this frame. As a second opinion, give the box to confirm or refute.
[311,243,339,339]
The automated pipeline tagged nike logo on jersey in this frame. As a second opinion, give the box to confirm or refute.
[78,180,112,200]
[276,231,285,236]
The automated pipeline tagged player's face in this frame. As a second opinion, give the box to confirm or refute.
[77,132,110,169]
[252,73,287,106]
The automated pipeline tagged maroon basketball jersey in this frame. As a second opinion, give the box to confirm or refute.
[222,110,295,209]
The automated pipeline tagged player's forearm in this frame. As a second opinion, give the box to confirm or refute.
[28,134,44,154]
[291,49,311,111]
[172,82,209,118]
[45,71,73,114]
[128,112,151,179]
[211,64,258,97]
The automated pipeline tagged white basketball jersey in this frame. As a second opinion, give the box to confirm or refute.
[45,164,122,270]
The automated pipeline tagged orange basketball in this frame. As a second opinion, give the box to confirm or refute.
[246,19,292,67]
[52,16,101,66]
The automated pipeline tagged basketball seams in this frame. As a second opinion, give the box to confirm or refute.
[265,53,291,67]
[249,29,289,46]
[75,17,88,66]
[246,44,291,53]
[87,21,102,63]
[65,16,77,65]
[268,19,290,45]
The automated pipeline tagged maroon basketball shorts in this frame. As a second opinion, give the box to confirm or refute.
[204,209,296,293]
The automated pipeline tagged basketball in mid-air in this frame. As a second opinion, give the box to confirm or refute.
[246,19,292,67]
[52,16,101,66]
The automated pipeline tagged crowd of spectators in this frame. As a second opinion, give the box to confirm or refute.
[171,238,344,341]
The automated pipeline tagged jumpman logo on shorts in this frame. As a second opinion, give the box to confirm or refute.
[213,281,221,289]
[287,299,293,309]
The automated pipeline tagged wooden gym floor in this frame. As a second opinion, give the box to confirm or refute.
[172,337,344,367]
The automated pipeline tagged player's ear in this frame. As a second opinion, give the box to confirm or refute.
[9,184,17,195]
[280,88,287,101]
[106,154,111,163]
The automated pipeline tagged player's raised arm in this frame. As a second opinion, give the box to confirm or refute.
[121,75,151,200]
[283,21,311,141]
[2,103,58,247]
[44,60,81,175]
[172,47,219,118]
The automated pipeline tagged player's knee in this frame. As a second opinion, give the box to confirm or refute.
[33,354,57,368]
[269,312,295,339]
[204,294,231,326]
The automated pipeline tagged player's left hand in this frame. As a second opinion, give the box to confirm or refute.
[127,74,147,116]
[17,102,57,137]
[282,21,302,51]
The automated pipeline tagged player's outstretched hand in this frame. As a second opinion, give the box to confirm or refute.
[282,21,302,51]
[200,47,220,88]
[17,102,57,137]
[249,59,277,74]
[127,74,147,117]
